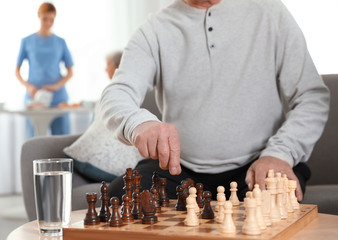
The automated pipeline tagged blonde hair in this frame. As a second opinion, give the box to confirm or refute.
[38,2,56,15]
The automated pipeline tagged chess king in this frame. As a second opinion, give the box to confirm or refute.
[100,0,329,201]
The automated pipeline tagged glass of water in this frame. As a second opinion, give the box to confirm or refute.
[33,158,73,236]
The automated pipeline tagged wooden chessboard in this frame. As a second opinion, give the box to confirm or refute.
[63,200,318,240]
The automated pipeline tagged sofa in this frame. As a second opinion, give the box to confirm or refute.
[21,75,338,221]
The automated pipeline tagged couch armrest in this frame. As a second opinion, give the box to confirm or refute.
[21,134,80,221]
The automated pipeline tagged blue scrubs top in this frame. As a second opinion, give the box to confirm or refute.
[17,33,74,106]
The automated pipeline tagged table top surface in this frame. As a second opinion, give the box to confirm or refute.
[0,106,94,114]
[6,209,338,240]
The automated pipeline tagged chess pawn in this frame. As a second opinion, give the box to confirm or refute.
[265,169,281,222]
[121,194,134,222]
[229,182,240,206]
[132,191,143,219]
[215,186,226,212]
[184,197,199,226]
[201,191,214,219]
[276,172,288,219]
[99,181,111,222]
[196,183,204,208]
[288,180,300,210]
[109,197,123,227]
[188,187,200,214]
[220,201,236,234]
[261,190,272,226]
[242,198,261,235]
[283,174,294,213]
[216,195,226,223]
[159,178,169,207]
[84,193,100,225]
[151,187,161,213]
[252,184,267,230]
[175,185,187,211]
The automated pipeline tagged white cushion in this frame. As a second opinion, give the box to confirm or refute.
[63,104,142,177]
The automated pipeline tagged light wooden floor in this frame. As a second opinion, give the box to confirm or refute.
[0,194,28,240]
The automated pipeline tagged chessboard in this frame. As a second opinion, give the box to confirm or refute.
[63,200,318,240]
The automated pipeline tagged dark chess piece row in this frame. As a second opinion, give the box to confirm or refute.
[84,169,168,227]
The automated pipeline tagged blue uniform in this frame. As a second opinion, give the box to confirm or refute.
[17,33,74,136]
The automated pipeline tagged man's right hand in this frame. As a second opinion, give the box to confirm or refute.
[132,121,181,175]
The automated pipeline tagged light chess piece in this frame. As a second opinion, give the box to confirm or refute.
[216,194,226,223]
[276,172,288,219]
[229,182,240,206]
[265,169,281,222]
[188,187,200,214]
[220,201,236,234]
[242,198,261,235]
[288,180,300,210]
[283,174,294,213]
[252,184,267,230]
[261,190,272,226]
[184,196,199,226]
[216,186,226,212]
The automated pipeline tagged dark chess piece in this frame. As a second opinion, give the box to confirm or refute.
[151,187,161,213]
[201,191,214,219]
[196,183,204,208]
[175,185,187,211]
[133,170,142,192]
[180,178,195,189]
[151,171,160,190]
[159,178,169,207]
[123,168,134,197]
[84,192,100,225]
[132,191,143,219]
[121,194,134,222]
[140,190,158,224]
[109,197,123,227]
[98,181,111,222]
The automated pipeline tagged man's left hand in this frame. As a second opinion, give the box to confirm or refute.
[245,156,303,201]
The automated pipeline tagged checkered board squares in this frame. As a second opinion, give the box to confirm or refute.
[63,200,318,240]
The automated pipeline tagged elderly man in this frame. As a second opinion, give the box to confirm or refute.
[100,0,330,201]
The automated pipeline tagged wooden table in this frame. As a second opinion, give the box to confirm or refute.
[6,209,338,240]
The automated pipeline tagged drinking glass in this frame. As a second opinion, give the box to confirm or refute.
[33,158,73,236]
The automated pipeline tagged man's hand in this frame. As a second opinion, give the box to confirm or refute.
[132,121,181,175]
[245,156,303,201]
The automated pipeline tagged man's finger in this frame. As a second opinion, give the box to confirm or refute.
[157,135,170,169]
[135,136,149,158]
[168,133,181,175]
[255,168,268,191]
[147,133,159,160]
[245,167,255,190]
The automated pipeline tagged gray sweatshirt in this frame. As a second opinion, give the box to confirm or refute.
[100,0,330,173]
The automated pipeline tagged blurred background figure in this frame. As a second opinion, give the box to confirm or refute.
[15,2,74,137]
[105,51,123,80]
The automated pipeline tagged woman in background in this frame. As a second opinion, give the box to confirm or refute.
[15,2,73,136]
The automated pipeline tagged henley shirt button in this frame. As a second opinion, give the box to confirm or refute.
[208,12,211,17]
[208,27,213,32]
[210,44,215,48]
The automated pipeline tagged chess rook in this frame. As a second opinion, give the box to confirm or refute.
[84,193,100,225]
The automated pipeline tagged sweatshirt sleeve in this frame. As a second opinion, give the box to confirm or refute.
[259,1,330,167]
[99,23,161,145]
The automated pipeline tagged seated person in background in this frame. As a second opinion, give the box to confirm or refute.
[64,51,142,184]
[100,0,330,202]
